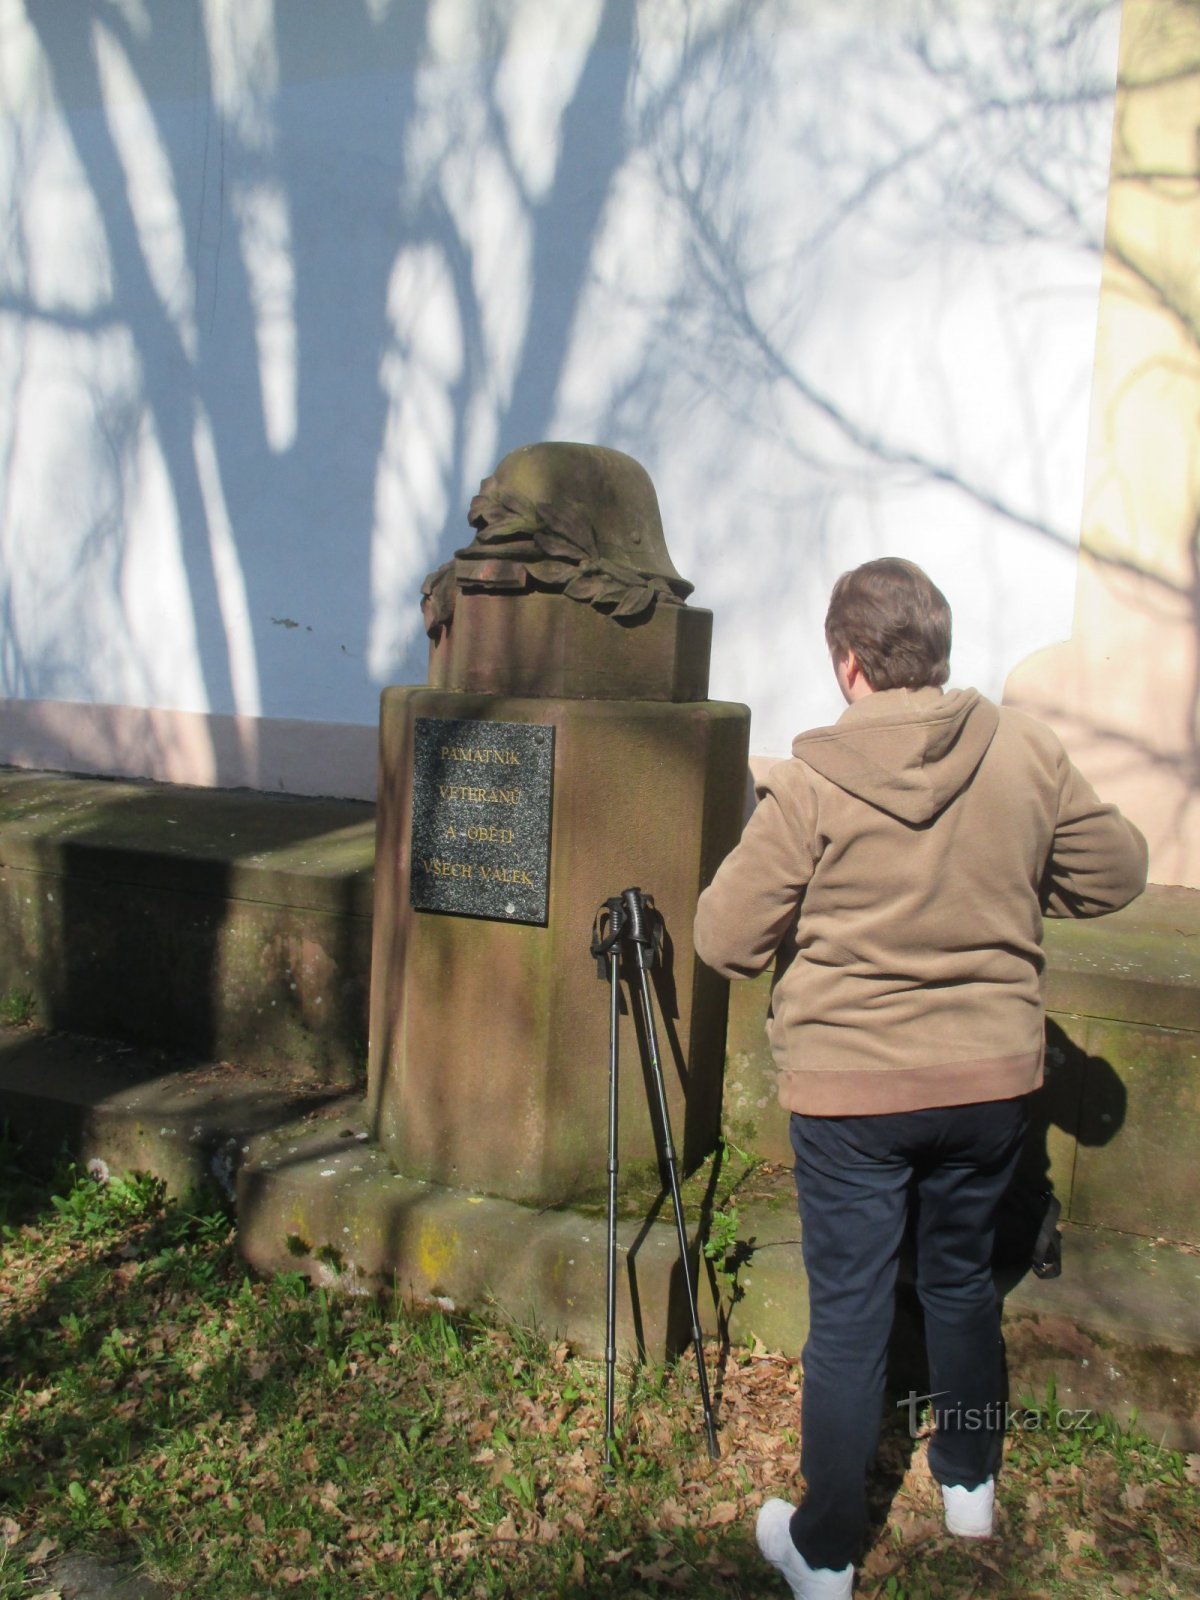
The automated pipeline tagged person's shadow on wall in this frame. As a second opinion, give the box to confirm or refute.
[868,1020,1127,1545]
[992,1017,1127,1287]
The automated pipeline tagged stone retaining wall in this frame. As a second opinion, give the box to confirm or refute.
[1,769,1196,1250]
[0,771,374,1084]
[724,887,1200,1249]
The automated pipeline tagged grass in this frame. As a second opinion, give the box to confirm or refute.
[0,989,35,1028]
[1,1144,1198,1599]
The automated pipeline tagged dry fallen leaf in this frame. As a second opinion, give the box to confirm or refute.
[635,1558,687,1590]
[703,1501,740,1526]
[889,1513,943,1547]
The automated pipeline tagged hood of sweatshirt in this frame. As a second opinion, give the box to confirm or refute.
[791,686,1000,825]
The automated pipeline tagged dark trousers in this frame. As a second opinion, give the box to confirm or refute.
[787,1096,1029,1572]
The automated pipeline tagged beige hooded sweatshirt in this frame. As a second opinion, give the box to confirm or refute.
[693,687,1147,1116]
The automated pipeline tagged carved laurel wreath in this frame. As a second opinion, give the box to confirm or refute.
[421,488,685,639]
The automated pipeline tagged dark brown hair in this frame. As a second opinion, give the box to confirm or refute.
[824,558,952,690]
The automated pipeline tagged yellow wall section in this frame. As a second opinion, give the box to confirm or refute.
[1006,0,1200,887]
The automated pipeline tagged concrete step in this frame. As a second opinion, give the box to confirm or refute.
[3,1023,1197,1449]
[0,1024,354,1197]
[0,768,374,1081]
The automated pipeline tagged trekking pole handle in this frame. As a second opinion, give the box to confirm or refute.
[590,896,626,979]
[620,886,656,970]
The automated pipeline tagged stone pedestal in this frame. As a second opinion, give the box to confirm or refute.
[367,595,749,1207]
[428,590,712,702]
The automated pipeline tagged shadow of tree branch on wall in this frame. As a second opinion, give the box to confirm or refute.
[1,0,1131,772]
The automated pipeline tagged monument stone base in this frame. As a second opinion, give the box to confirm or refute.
[367,686,749,1207]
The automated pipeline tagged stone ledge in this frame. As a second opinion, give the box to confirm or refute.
[727,885,1200,1069]
[0,769,374,1078]
[239,1106,704,1362]
[0,1025,353,1197]
[0,768,375,916]
[1043,884,1200,1032]
[724,886,1200,1214]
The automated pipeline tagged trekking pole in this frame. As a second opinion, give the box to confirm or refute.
[590,896,626,1469]
[620,887,720,1461]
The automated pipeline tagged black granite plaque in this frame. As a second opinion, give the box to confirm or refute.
[410,717,555,924]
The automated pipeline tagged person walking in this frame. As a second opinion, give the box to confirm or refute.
[693,558,1147,1600]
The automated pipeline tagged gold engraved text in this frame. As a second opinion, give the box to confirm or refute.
[419,858,474,879]
[437,784,520,804]
[440,745,520,766]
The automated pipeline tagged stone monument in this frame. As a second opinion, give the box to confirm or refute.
[367,442,750,1206]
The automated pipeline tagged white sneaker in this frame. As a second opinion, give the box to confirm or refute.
[941,1477,995,1538]
[755,1499,855,1599]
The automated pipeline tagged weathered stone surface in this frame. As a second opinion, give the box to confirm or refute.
[422,443,695,644]
[200,899,372,1076]
[0,1025,349,1197]
[45,1552,169,1600]
[1069,1016,1200,1242]
[239,1109,711,1362]
[369,690,750,1206]
[722,969,786,1162]
[709,1199,807,1356]
[0,769,374,1080]
[427,590,712,701]
[1043,885,1200,1031]
[0,860,53,1010]
[237,1111,1200,1446]
[717,959,1200,1251]
[2,764,1198,1264]
[1014,1013,1092,1215]
[0,769,375,907]
[1000,1220,1200,1449]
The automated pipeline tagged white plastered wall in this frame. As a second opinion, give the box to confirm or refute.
[0,0,1120,798]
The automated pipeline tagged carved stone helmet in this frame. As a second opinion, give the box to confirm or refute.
[421,441,694,637]
[465,442,693,598]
